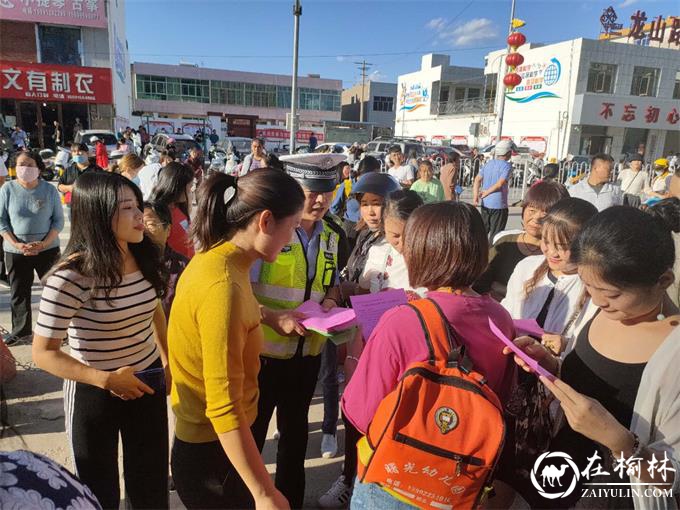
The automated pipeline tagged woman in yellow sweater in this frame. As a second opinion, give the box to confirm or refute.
[168,169,305,509]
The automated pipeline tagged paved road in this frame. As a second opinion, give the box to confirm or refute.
[0,189,524,508]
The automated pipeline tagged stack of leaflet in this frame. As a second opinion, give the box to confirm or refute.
[296,301,358,345]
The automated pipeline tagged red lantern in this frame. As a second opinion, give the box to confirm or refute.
[503,73,522,88]
[505,53,524,67]
[507,32,526,48]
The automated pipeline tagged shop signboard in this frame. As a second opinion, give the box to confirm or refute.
[255,127,324,142]
[573,94,680,130]
[0,61,113,104]
[0,0,107,28]
[506,57,563,104]
[398,82,430,113]
[520,136,547,153]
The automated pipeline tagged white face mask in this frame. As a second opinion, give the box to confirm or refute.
[16,166,40,183]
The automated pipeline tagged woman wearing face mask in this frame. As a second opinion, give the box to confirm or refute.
[118,153,145,187]
[32,172,169,509]
[239,138,267,176]
[149,161,195,259]
[643,158,671,204]
[505,206,680,509]
[475,180,569,301]
[0,150,63,343]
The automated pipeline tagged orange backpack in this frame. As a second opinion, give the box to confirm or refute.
[356,298,506,510]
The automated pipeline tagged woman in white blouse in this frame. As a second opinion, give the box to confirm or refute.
[502,198,598,346]
[359,190,425,297]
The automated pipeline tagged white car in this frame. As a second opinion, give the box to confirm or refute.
[74,129,118,155]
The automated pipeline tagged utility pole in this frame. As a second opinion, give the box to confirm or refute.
[495,0,517,143]
[289,0,302,154]
[354,60,372,123]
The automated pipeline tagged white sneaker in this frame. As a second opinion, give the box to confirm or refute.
[318,475,352,508]
[273,429,280,440]
[321,433,338,459]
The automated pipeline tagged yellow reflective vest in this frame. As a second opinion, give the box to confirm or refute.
[252,221,340,359]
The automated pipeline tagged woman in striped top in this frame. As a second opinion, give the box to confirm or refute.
[32,172,170,509]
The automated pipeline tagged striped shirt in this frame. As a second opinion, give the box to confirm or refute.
[34,269,160,372]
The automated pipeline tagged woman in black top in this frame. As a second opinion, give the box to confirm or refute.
[506,207,679,509]
[475,181,569,300]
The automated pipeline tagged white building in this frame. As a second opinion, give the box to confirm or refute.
[397,36,680,161]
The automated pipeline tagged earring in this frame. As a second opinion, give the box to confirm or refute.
[657,300,665,321]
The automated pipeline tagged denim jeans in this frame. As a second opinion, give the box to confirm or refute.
[319,340,339,435]
[350,478,416,510]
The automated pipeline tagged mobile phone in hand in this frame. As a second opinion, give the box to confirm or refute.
[134,367,166,394]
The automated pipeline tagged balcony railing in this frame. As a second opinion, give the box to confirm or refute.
[436,97,495,116]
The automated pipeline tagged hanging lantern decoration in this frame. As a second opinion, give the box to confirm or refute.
[503,73,522,88]
[505,52,524,68]
[504,24,528,92]
[507,31,527,49]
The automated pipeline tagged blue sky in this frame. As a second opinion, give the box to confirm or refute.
[126,0,677,87]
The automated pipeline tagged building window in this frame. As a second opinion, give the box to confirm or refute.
[39,25,81,65]
[484,74,497,100]
[630,66,659,97]
[673,70,680,100]
[586,63,616,94]
[372,96,394,112]
[320,89,340,111]
[467,88,481,99]
[244,83,276,107]
[135,75,209,103]
[454,88,466,101]
[299,88,320,110]
[277,86,292,109]
[211,81,245,105]
[136,75,168,100]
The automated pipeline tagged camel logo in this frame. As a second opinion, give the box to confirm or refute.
[434,406,458,434]
[531,451,580,499]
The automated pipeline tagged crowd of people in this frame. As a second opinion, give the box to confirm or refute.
[0,136,679,510]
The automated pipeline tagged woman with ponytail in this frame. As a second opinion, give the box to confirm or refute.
[167,169,305,509]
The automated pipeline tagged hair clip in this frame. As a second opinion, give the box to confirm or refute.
[223,185,237,205]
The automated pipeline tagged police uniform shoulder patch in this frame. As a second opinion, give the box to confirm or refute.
[434,406,458,434]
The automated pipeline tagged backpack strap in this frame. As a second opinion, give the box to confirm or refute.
[407,298,474,372]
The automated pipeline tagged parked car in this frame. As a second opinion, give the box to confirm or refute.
[313,142,350,154]
[365,138,426,167]
[143,132,201,162]
[480,142,532,164]
[74,130,118,155]
[216,137,252,159]
[451,144,472,158]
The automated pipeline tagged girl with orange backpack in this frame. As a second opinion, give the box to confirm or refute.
[342,202,517,509]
